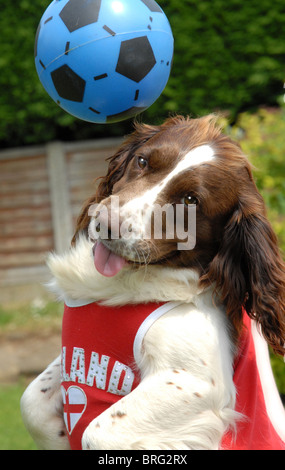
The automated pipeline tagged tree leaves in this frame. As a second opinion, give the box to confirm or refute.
[1,0,284,147]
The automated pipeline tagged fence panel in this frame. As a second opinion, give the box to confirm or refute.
[0,139,121,288]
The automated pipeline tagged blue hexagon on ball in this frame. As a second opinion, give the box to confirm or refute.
[35,0,174,123]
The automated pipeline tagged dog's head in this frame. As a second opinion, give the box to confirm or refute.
[73,115,285,355]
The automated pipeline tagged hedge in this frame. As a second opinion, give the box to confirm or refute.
[0,0,284,147]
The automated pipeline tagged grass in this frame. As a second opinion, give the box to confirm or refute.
[0,300,63,450]
[0,300,63,334]
[0,381,37,450]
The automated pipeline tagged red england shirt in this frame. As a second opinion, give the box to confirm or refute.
[61,301,285,450]
[221,314,285,450]
[61,300,175,449]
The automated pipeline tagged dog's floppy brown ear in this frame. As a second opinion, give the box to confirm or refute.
[72,122,160,244]
[201,191,285,356]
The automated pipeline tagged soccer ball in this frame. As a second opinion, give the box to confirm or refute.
[34,0,174,123]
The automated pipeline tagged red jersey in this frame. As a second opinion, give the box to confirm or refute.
[61,301,285,450]
[61,300,175,449]
[221,314,285,450]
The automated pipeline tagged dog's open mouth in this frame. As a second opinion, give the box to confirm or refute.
[92,240,128,277]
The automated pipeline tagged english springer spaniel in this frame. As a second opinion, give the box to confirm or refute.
[21,115,285,450]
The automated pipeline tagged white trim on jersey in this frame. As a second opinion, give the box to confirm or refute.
[251,320,285,442]
[64,296,94,308]
[133,301,183,364]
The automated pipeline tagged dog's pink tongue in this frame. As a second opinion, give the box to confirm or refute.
[93,241,127,277]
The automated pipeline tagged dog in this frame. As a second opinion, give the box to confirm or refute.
[21,115,285,450]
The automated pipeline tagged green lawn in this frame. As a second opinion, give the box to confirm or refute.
[0,301,62,450]
[0,381,36,450]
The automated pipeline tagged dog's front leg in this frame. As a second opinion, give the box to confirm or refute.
[21,355,70,450]
[82,368,235,450]
[82,303,237,450]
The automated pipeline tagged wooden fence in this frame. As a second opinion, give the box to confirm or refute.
[0,138,122,290]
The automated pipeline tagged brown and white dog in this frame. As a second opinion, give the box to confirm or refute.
[21,115,285,450]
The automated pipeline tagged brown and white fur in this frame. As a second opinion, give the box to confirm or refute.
[21,115,285,450]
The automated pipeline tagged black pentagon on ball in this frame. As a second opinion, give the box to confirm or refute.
[140,0,162,12]
[51,64,86,102]
[59,0,102,32]
[115,36,156,83]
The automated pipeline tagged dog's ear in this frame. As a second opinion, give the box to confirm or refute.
[201,190,285,356]
[72,122,159,244]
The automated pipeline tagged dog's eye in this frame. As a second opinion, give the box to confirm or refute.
[137,156,147,170]
[182,195,198,206]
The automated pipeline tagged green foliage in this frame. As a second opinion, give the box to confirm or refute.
[270,352,285,396]
[1,0,285,147]
[227,106,285,253]
[160,0,285,119]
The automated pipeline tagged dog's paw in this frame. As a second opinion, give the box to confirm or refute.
[81,412,132,450]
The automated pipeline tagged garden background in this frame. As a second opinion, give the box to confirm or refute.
[0,0,284,449]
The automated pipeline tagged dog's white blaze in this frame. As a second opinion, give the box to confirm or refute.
[182,145,215,170]
[121,145,215,222]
